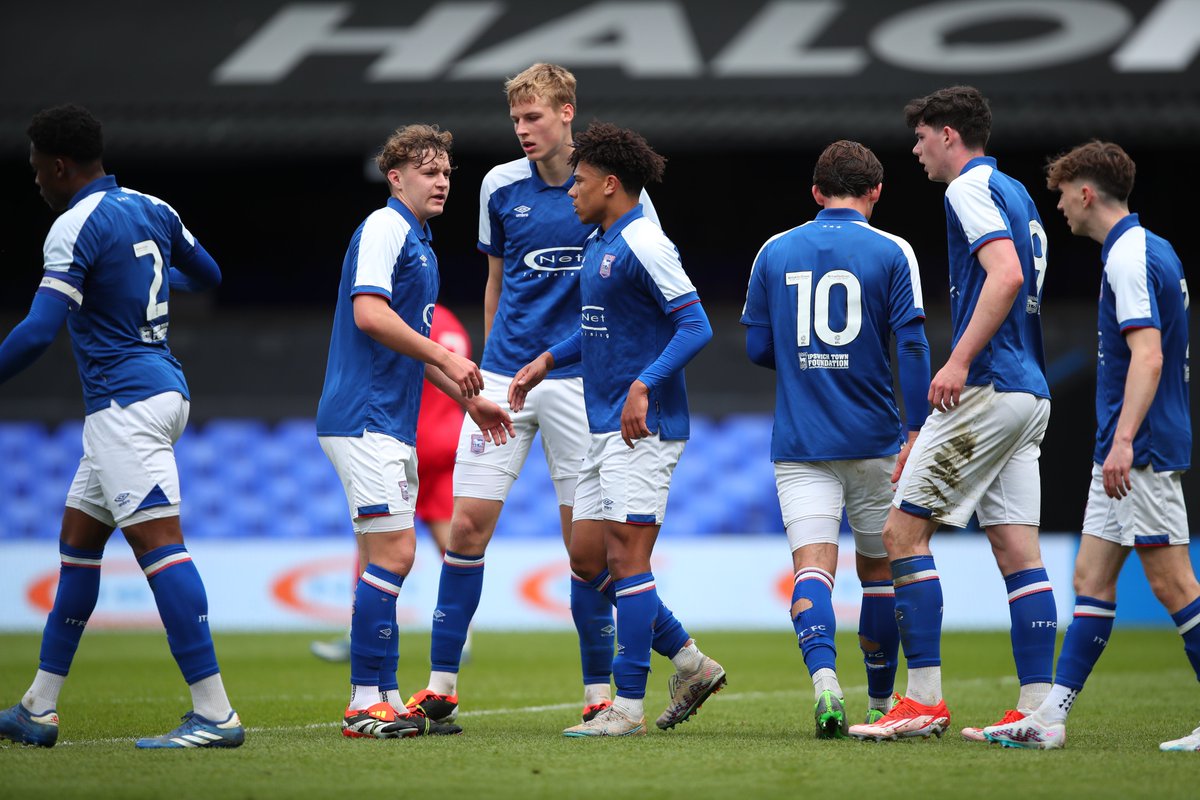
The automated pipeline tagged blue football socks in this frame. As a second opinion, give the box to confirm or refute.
[350,564,403,689]
[430,551,484,674]
[1053,596,1116,691]
[137,544,219,684]
[38,543,104,678]
[859,579,899,703]
[612,573,659,700]
[1171,595,1200,680]
[891,555,943,669]
[1004,568,1057,686]
[791,568,837,676]
[571,572,616,686]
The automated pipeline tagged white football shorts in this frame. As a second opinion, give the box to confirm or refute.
[573,432,685,526]
[1082,462,1189,547]
[894,385,1050,528]
[66,391,189,529]
[319,430,418,534]
[775,457,896,559]
[454,370,588,506]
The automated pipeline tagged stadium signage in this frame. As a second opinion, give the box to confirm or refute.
[214,0,1199,83]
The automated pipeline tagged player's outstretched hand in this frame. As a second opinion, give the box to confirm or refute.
[620,380,652,449]
[891,430,920,485]
[1102,439,1134,499]
[467,396,515,445]
[441,350,483,398]
[508,353,552,412]
[928,360,967,413]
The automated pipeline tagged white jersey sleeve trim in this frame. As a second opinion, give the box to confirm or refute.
[853,221,925,310]
[1105,226,1153,326]
[478,158,531,249]
[742,225,803,318]
[354,208,409,295]
[38,276,84,306]
[42,191,107,272]
[121,188,196,246]
[622,217,695,301]
[945,165,1008,248]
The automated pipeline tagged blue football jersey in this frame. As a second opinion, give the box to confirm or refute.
[316,198,439,445]
[741,208,925,461]
[578,205,698,439]
[478,157,658,378]
[1095,214,1190,470]
[36,175,195,414]
[944,157,1049,398]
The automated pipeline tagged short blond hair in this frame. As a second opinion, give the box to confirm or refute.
[375,124,453,175]
[505,63,576,109]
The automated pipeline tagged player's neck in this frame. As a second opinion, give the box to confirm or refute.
[599,197,639,232]
[822,196,872,217]
[1091,204,1133,245]
[946,149,985,183]
[535,151,574,187]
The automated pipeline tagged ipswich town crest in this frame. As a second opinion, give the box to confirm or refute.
[599,253,615,278]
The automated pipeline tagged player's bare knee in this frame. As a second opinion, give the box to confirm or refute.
[859,634,880,653]
[448,513,493,556]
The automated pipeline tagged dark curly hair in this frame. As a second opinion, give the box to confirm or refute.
[569,121,665,196]
[903,86,991,150]
[27,104,103,162]
[813,140,883,198]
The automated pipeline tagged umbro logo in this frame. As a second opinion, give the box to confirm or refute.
[378,626,393,640]
[432,609,446,621]
[601,625,616,636]
[514,205,532,217]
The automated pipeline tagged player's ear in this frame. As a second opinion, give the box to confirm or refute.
[870,183,883,203]
[560,103,575,125]
[811,185,824,207]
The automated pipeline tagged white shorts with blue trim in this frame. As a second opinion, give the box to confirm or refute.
[775,457,895,559]
[572,432,685,526]
[453,370,588,506]
[894,385,1049,528]
[319,430,418,534]
[1082,462,1189,547]
[66,391,188,529]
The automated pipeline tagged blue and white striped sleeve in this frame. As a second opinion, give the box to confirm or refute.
[36,193,106,310]
[945,169,1011,253]
[1105,228,1157,331]
[624,219,697,313]
[352,209,406,299]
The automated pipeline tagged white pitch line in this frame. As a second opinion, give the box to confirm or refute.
[51,675,1020,747]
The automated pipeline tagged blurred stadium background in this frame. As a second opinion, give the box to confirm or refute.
[2,0,1199,631]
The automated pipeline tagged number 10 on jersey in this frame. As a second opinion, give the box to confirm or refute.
[786,269,862,348]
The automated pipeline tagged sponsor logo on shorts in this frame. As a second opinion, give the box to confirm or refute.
[599,253,615,278]
[797,353,849,370]
[470,434,485,455]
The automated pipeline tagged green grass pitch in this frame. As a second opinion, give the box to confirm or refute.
[1,629,1197,799]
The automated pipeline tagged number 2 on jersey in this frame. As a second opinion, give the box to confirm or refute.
[786,270,862,347]
[132,239,169,342]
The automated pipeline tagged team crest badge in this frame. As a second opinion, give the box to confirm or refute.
[599,253,615,278]
[797,353,809,370]
[470,434,485,455]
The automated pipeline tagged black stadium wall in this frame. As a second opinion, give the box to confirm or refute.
[1,0,1198,532]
